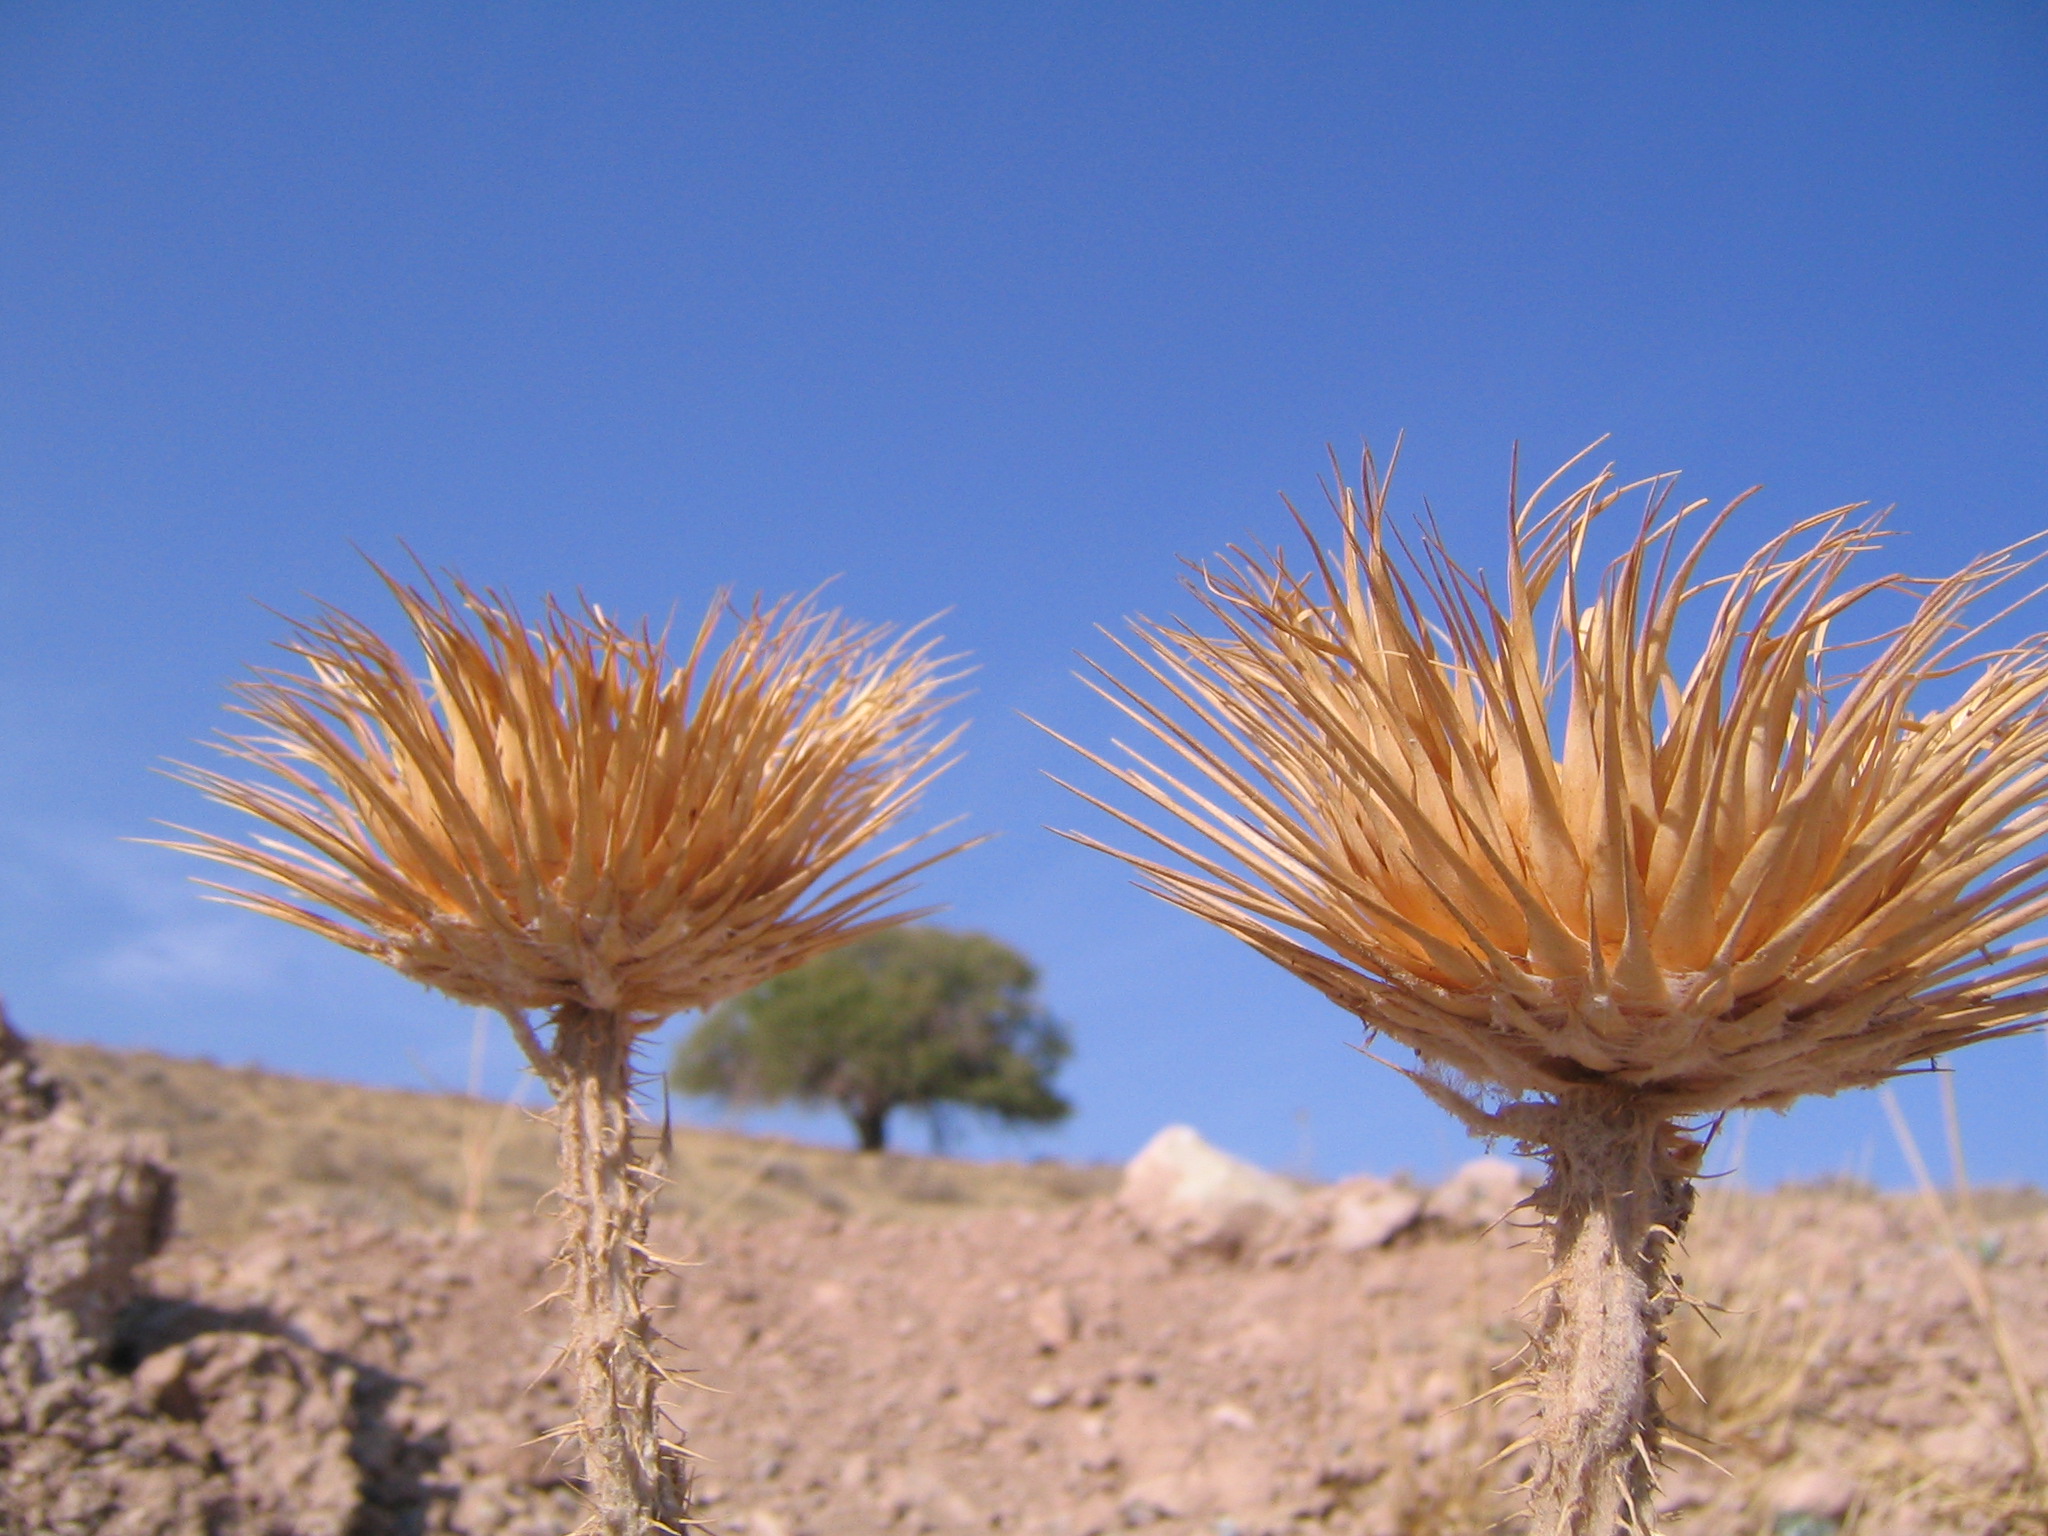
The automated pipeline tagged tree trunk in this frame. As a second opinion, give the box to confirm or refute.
[1524,1090,1695,1536]
[852,1101,890,1152]
[546,1005,690,1536]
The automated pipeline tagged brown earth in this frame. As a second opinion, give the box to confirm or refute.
[9,1036,2048,1536]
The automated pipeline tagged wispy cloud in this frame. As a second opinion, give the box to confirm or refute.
[0,819,287,997]
[0,811,457,1083]
[94,918,276,994]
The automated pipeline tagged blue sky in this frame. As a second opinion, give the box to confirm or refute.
[2,4,2045,1187]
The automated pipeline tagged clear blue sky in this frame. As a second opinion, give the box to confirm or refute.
[2,4,2045,1187]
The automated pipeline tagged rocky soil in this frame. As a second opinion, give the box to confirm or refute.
[7,1028,2048,1535]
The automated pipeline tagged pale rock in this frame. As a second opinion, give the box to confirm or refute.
[1918,1417,2023,1480]
[1422,1157,1531,1230]
[1118,1126,1301,1258]
[879,1465,980,1528]
[1028,1285,1080,1350]
[1120,1495,1174,1527]
[1208,1400,1256,1431]
[1325,1180,1423,1253]
[1770,1466,1858,1520]
[1121,1474,1190,1523]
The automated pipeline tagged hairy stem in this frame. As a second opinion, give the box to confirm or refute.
[1525,1091,1694,1536]
[546,1005,689,1535]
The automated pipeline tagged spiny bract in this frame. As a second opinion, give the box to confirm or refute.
[1054,447,2048,1114]
[167,571,967,1024]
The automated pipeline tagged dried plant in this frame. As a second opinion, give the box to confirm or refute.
[1662,1192,1836,1456]
[455,1014,537,1238]
[1049,445,2048,1534]
[1880,1082,2047,1476]
[166,569,966,1535]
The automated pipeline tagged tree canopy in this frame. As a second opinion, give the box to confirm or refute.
[670,926,1072,1152]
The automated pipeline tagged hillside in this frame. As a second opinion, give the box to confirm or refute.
[35,1038,1115,1246]
[13,1037,2048,1535]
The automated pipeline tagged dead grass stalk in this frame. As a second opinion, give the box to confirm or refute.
[1880,1082,2047,1479]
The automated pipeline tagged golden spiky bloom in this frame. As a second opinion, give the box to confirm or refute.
[1055,448,2048,1115]
[167,572,967,1023]
[1056,446,2048,1534]
[168,568,968,1536]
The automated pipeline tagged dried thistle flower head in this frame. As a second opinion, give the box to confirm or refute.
[167,570,968,1024]
[1054,447,2048,1114]
[1054,444,2048,1534]
[166,565,970,1536]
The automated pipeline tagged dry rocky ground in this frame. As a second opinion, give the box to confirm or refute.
[8,1027,2048,1535]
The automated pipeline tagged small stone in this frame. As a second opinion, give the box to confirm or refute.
[1423,1158,1531,1229]
[1027,1382,1070,1409]
[1028,1286,1081,1351]
[1120,1477,1185,1526]
[1770,1467,1857,1521]
[1773,1517,1841,1536]
[1118,1126,1301,1259]
[1327,1184,1423,1252]
[1208,1401,1256,1431]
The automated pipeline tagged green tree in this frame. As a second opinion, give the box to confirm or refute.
[671,926,1072,1152]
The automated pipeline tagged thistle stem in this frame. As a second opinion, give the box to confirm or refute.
[1526,1091,1694,1536]
[546,1005,689,1535]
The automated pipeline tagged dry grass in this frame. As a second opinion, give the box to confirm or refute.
[1882,1083,2048,1478]
[36,1037,1113,1245]
[1665,1191,1839,1458]
[1666,1183,2048,1536]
